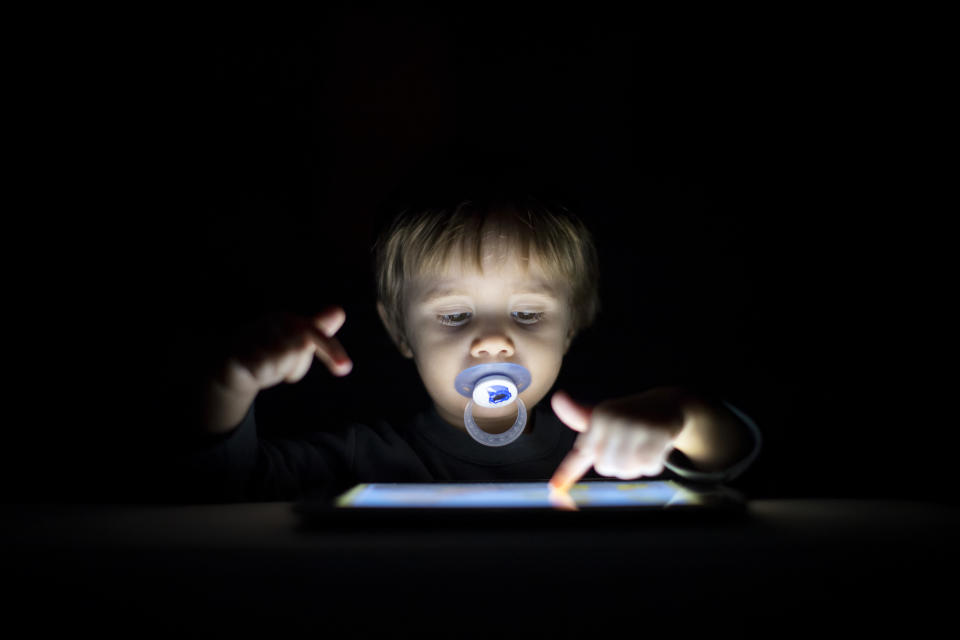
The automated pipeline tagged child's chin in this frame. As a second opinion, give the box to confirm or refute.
[471,405,517,419]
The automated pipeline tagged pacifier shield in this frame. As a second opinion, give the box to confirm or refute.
[454,363,531,399]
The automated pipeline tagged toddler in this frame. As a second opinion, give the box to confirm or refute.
[187,194,760,501]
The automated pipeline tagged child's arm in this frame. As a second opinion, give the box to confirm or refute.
[548,387,760,492]
[201,306,353,434]
[671,392,756,472]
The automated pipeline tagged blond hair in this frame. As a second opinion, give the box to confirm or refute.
[372,195,600,354]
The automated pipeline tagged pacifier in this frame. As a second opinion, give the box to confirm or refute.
[454,363,532,447]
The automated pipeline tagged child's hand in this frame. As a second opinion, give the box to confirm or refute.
[548,387,688,493]
[219,306,353,395]
[202,306,352,433]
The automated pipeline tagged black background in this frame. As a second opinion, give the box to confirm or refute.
[17,7,951,504]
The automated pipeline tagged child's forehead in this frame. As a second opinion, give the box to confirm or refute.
[407,252,567,300]
[400,216,573,300]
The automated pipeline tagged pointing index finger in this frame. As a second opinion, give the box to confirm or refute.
[549,446,595,494]
[307,325,353,376]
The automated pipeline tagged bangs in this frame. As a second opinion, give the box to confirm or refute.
[407,204,538,278]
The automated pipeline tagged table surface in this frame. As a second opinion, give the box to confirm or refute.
[4,499,958,635]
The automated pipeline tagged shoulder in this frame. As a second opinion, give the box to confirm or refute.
[307,412,422,455]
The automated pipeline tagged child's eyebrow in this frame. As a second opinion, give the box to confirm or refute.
[421,280,561,303]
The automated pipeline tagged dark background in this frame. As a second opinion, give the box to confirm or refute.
[17,7,950,504]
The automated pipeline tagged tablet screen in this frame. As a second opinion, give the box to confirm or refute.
[335,480,699,509]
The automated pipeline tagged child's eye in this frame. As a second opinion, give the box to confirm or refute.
[437,311,544,327]
[438,312,472,327]
[512,311,545,325]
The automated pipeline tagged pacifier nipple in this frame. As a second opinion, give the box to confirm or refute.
[454,363,532,447]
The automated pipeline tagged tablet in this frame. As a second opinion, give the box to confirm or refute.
[294,480,746,529]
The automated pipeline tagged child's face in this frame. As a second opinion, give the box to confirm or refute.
[400,242,574,434]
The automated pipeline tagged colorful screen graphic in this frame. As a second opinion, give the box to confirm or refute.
[336,480,697,509]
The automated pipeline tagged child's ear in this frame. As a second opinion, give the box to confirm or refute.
[564,327,575,354]
[377,301,414,359]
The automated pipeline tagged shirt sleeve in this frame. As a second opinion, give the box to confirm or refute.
[171,400,354,502]
[663,399,763,485]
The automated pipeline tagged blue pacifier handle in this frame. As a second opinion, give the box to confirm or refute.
[463,399,527,447]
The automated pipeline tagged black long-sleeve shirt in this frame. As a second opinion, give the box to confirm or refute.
[174,398,761,503]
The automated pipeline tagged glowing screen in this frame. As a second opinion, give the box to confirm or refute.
[335,480,697,509]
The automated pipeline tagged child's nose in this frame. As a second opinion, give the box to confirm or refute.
[470,334,515,359]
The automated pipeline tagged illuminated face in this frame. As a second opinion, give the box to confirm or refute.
[396,240,574,435]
